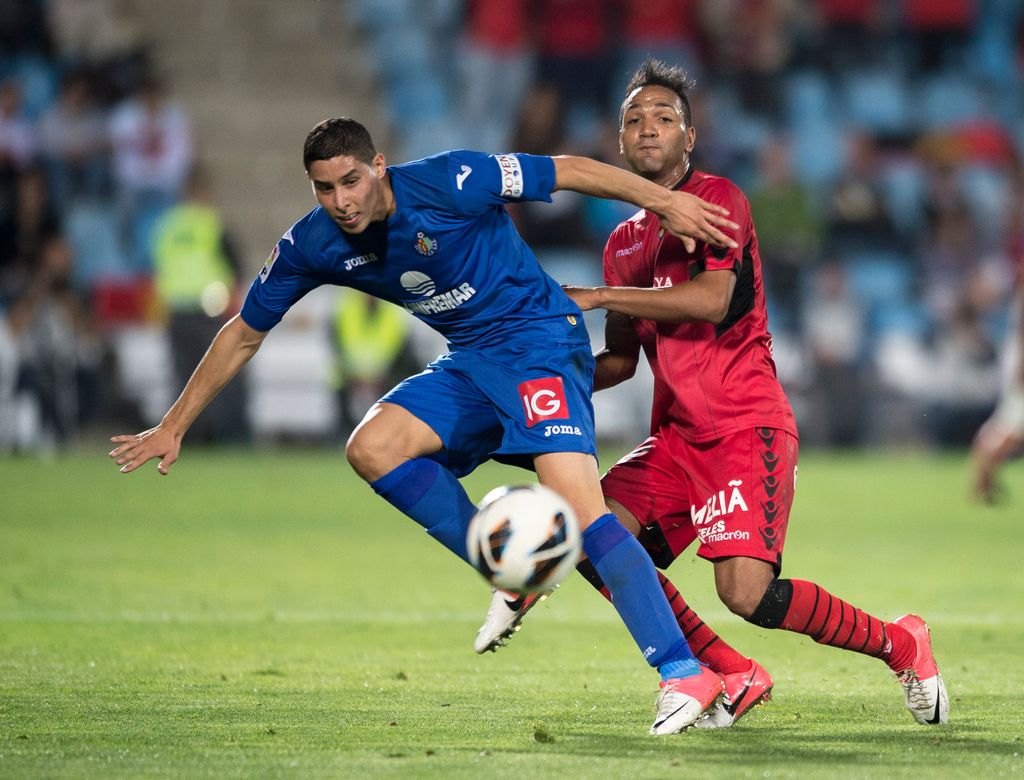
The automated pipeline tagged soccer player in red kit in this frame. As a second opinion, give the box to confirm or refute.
[567,59,949,726]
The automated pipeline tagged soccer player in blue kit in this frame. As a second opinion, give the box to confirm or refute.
[109,118,740,734]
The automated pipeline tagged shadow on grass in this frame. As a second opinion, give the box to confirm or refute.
[525,722,1020,768]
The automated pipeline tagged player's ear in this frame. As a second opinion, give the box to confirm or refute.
[372,153,387,177]
[685,126,696,154]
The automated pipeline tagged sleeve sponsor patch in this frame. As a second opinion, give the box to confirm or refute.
[258,244,279,283]
[494,154,524,199]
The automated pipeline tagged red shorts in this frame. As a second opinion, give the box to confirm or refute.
[601,426,798,571]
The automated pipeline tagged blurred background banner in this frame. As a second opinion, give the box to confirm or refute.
[0,0,1021,453]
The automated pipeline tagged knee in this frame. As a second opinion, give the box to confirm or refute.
[716,579,768,620]
[345,425,395,481]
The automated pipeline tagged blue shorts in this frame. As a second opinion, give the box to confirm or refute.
[380,341,597,477]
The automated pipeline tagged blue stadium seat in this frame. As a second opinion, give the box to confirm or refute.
[917,73,985,128]
[844,252,913,306]
[784,71,836,128]
[840,69,911,133]
[791,119,844,186]
[960,164,1013,238]
[880,163,927,235]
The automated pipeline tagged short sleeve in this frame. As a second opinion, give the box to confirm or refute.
[692,179,749,276]
[603,235,623,287]
[240,234,321,332]
[393,151,556,215]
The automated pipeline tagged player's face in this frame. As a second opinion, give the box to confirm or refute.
[308,153,392,234]
[619,85,696,186]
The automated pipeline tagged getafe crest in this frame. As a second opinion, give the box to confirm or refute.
[414,231,438,256]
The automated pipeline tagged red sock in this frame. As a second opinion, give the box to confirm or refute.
[581,561,751,675]
[657,573,751,675]
[779,579,914,670]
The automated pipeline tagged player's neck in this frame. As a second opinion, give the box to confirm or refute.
[382,173,396,219]
[657,161,691,191]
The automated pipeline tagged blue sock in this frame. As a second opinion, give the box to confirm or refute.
[583,513,700,681]
[369,458,476,563]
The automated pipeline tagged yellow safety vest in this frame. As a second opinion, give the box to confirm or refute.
[334,290,408,386]
[153,204,234,312]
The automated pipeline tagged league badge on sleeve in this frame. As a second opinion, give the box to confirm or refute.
[258,244,279,283]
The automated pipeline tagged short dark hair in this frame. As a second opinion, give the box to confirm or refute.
[621,58,696,127]
[303,118,377,170]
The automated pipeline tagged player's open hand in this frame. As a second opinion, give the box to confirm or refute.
[109,425,182,475]
[661,192,739,253]
[561,285,604,311]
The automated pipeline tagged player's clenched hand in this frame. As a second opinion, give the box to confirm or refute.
[109,425,182,475]
[561,285,603,311]
[660,192,739,253]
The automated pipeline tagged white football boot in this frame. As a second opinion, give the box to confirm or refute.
[650,666,725,735]
[474,587,554,654]
[892,614,949,725]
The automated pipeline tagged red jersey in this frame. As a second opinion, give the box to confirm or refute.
[603,168,797,442]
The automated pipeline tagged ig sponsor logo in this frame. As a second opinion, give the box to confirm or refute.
[518,377,570,428]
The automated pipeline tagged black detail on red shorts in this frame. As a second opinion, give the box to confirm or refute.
[757,429,782,551]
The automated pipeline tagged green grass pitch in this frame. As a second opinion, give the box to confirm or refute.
[1,448,1022,778]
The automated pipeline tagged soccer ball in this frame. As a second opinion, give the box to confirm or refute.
[467,484,582,593]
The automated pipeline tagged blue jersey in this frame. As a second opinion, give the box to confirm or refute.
[241,151,583,357]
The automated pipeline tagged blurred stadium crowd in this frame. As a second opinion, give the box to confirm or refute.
[1,0,1022,452]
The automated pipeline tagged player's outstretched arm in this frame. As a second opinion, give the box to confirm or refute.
[564,268,736,325]
[109,314,267,475]
[551,155,739,252]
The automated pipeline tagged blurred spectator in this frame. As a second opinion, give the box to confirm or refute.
[458,0,533,152]
[47,0,142,67]
[38,69,110,205]
[747,136,824,328]
[331,290,416,440]
[0,165,59,299]
[0,79,36,171]
[618,0,703,85]
[699,0,802,120]
[823,131,902,255]
[506,83,590,249]
[926,296,1001,445]
[810,0,891,74]
[900,0,978,74]
[3,234,101,449]
[916,157,999,325]
[534,0,615,141]
[802,260,867,446]
[109,74,193,272]
[151,164,248,444]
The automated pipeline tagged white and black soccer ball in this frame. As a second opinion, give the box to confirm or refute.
[467,484,582,593]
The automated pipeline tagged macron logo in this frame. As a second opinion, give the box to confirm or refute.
[456,165,472,190]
